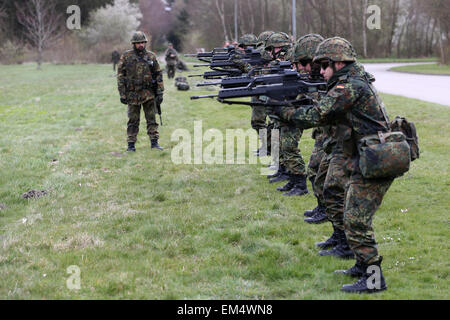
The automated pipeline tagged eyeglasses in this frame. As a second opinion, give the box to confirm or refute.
[320,61,330,70]
[299,59,312,67]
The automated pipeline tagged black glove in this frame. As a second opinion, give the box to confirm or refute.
[120,97,128,105]
[266,105,282,117]
[155,94,163,105]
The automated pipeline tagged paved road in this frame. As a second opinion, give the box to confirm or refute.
[363,63,450,106]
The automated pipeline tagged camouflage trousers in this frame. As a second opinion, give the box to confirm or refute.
[167,63,176,79]
[251,104,267,132]
[307,133,327,205]
[344,170,393,265]
[127,99,159,143]
[279,125,305,176]
[320,152,351,231]
[251,99,271,151]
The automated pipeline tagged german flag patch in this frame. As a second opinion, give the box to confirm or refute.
[336,84,346,90]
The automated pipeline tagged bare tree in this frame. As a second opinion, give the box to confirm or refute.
[362,0,367,58]
[16,0,63,69]
[215,0,230,43]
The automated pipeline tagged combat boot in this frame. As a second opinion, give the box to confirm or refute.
[127,142,136,152]
[269,166,289,183]
[304,206,328,224]
[316,225,339,250]
[304,205,320,217]
[151,139,163,151]
[341,257,387,293]
[334,260,365,278]
[319,229,354,259]
[267,165,285,179]
[283,175,309,196]
[277,175,295,192]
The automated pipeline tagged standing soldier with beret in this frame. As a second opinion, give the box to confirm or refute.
[117,31,164,152]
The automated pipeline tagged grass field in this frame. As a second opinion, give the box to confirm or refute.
[0,63,449,300]
[390,63,450,75]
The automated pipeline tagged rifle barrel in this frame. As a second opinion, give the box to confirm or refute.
[190,94,218,100]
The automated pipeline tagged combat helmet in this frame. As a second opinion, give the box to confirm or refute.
[257,31,275,48]
[313,37,357,63]
[131,31,148,43]
[238,34,258,48]
[265,32,292,50]
[292,34,324,63]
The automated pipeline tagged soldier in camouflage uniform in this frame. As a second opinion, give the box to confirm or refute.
[290,34,330,223]
[118,31,164,152]
[265,32,308,197]
[251,31,275,157]
[271,37,394,293]
[165,43,179,79]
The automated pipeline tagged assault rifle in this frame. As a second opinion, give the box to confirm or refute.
[191,72,326,108]
[192,48,269,69]
[189,69,244,80]
[196,62,294,88]
[184,46,236,63]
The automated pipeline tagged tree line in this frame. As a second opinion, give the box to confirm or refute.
[0,0,448,65]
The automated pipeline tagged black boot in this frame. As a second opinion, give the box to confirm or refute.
[269,166,289,183]
[319,229,354,259]
[334,260,365,278]
[267,165,284,179]
[127,142,136,152]
[341,257,387,293]
[151,139,163,150]
[304,206,327,224]
[304,206,319,217]
[277,175,295,192]
[283,175,309,196]
[316,225,339,250]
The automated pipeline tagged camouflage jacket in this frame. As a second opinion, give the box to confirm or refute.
[117,49,164,105]
[165,48,179,65]
[279,62,389,155]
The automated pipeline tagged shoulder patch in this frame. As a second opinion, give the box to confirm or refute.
[336,84,346,90]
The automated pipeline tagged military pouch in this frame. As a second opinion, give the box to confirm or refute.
[358,131,411,179]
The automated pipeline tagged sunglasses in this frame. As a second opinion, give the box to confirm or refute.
[320,61,331,70]
[299,59,312,67]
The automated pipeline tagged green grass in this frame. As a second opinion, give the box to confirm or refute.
[360,57,438,64]
[0,63,449,299]
[390,63,450,75]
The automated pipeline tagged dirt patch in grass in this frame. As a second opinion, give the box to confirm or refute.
[21,190,48,199]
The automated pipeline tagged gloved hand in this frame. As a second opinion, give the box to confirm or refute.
[120,97,128,105]
[155,94,163,105]
[266,105,282,117]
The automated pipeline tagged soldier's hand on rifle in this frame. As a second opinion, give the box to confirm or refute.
[120,97,128,105]
[156,94,163,105]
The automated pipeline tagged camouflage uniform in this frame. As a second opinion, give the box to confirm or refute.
[265,33,306,195]
[278,38,394,279]
[118,32,164,145]
[112,50,120,71]
[165,45,178,79]
[232,33,272,154]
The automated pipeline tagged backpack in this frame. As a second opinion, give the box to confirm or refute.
[390,116,420,161]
